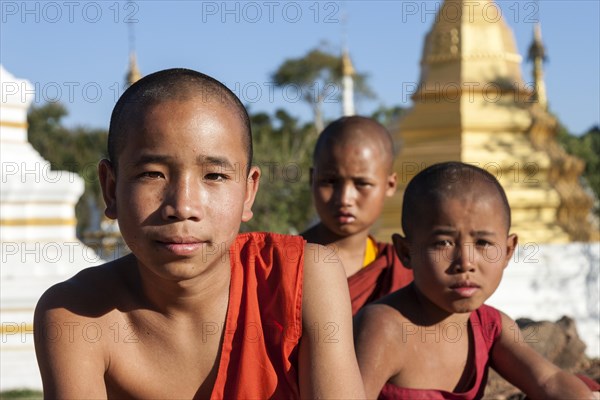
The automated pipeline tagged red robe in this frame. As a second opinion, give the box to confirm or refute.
[378,304,502,399]
[210,232,304,399]
[348,240,413,315]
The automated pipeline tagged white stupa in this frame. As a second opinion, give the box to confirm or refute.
[0,66,104,391]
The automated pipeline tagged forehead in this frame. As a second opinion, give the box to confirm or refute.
[315,140,387,172]
[120,97,246,162]
[418,188,508,231]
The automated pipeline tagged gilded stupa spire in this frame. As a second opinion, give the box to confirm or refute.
[528,22,548,109]
[126,52,141,87]
[125,5,141,87]
[341,47,355,77]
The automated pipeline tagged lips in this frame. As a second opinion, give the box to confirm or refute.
[155,236,207,256]
[450,281,480,298]
[334,210,356,224]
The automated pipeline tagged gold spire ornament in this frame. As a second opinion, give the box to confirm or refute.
[124,2,141,88]
[341,49,355,77]
[528,23,548,109]
[126,52,141,87]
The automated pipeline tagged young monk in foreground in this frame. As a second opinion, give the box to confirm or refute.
[354,162,596,399]
[34,68,365,399]
[302,116,413,315]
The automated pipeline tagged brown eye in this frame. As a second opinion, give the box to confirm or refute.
[476,239,491,248]
[204,173,227,182]
[140,171,164,179]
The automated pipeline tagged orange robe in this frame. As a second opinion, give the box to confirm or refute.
[211,232,304,399]
[348,240,413,315]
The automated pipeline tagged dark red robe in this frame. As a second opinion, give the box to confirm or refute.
[348,240,413,315]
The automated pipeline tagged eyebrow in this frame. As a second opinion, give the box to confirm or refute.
[132,154,234,170]
[431,228,457,236]
[133,154,174,167]
[431,228,497,237]
[200,155,234,170]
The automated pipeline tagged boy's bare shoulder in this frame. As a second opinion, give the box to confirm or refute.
[355,289,413,342]
[35,254,139,321]
[356,302,404,335]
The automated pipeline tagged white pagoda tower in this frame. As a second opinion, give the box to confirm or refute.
[0,66,103,390]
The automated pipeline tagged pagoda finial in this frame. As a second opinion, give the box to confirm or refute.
[125,2,141,87]
[527,21,548,109]
[126,52,141,87]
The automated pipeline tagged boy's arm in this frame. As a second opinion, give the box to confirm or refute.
[354,304,403,398]
[491,311,594,399]
[298,243,366,399]
[34,284,108,399]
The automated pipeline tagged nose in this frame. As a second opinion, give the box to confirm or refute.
[161,175,203,222]
[453,242,476,273]
[334,181,357,207]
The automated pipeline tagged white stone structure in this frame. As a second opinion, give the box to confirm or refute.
[341,49,355,117]
[0,66,103,391]
[488,242,600,358]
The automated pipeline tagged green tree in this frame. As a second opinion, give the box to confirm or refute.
[271,46,374,133]
[242,109,317,234]
[370,104,407,132]
[557,124,600,216]
[27,103,108,237]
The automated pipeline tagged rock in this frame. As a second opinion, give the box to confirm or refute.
[483,316,599,399]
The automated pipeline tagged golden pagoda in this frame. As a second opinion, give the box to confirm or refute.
[376,0,597,244]
[126,52,141,87]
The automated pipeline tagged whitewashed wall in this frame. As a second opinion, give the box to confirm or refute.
[487,242,600,358]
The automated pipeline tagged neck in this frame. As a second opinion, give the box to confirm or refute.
[131,253,232,318]
[304,223,370,249]
[408,283,471,326]
[303,224,371,277]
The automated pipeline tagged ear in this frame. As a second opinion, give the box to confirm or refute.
[241,166,261,222]
[503,233,518,269]
[392,233,412,269]
[385,172,398,197]
[98,159,118,220]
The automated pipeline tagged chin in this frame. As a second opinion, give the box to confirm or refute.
[451,300,484,314]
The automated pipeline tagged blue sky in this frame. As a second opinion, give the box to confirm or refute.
[1,1,599,135]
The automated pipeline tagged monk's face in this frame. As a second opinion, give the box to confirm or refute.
[311,140,396,239]
[395,188,517,316]
[99,96,259,280]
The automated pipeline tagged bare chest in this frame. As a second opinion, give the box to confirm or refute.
[103,313,227,399]
[392,322,476,393]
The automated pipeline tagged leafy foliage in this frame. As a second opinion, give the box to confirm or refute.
[271,46,374,132]
[557,125,600,216]
[242,109,318,233]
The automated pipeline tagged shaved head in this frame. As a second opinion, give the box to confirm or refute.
[313,116,395,172]
[108,68,252,172]
[402,162,511,236]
